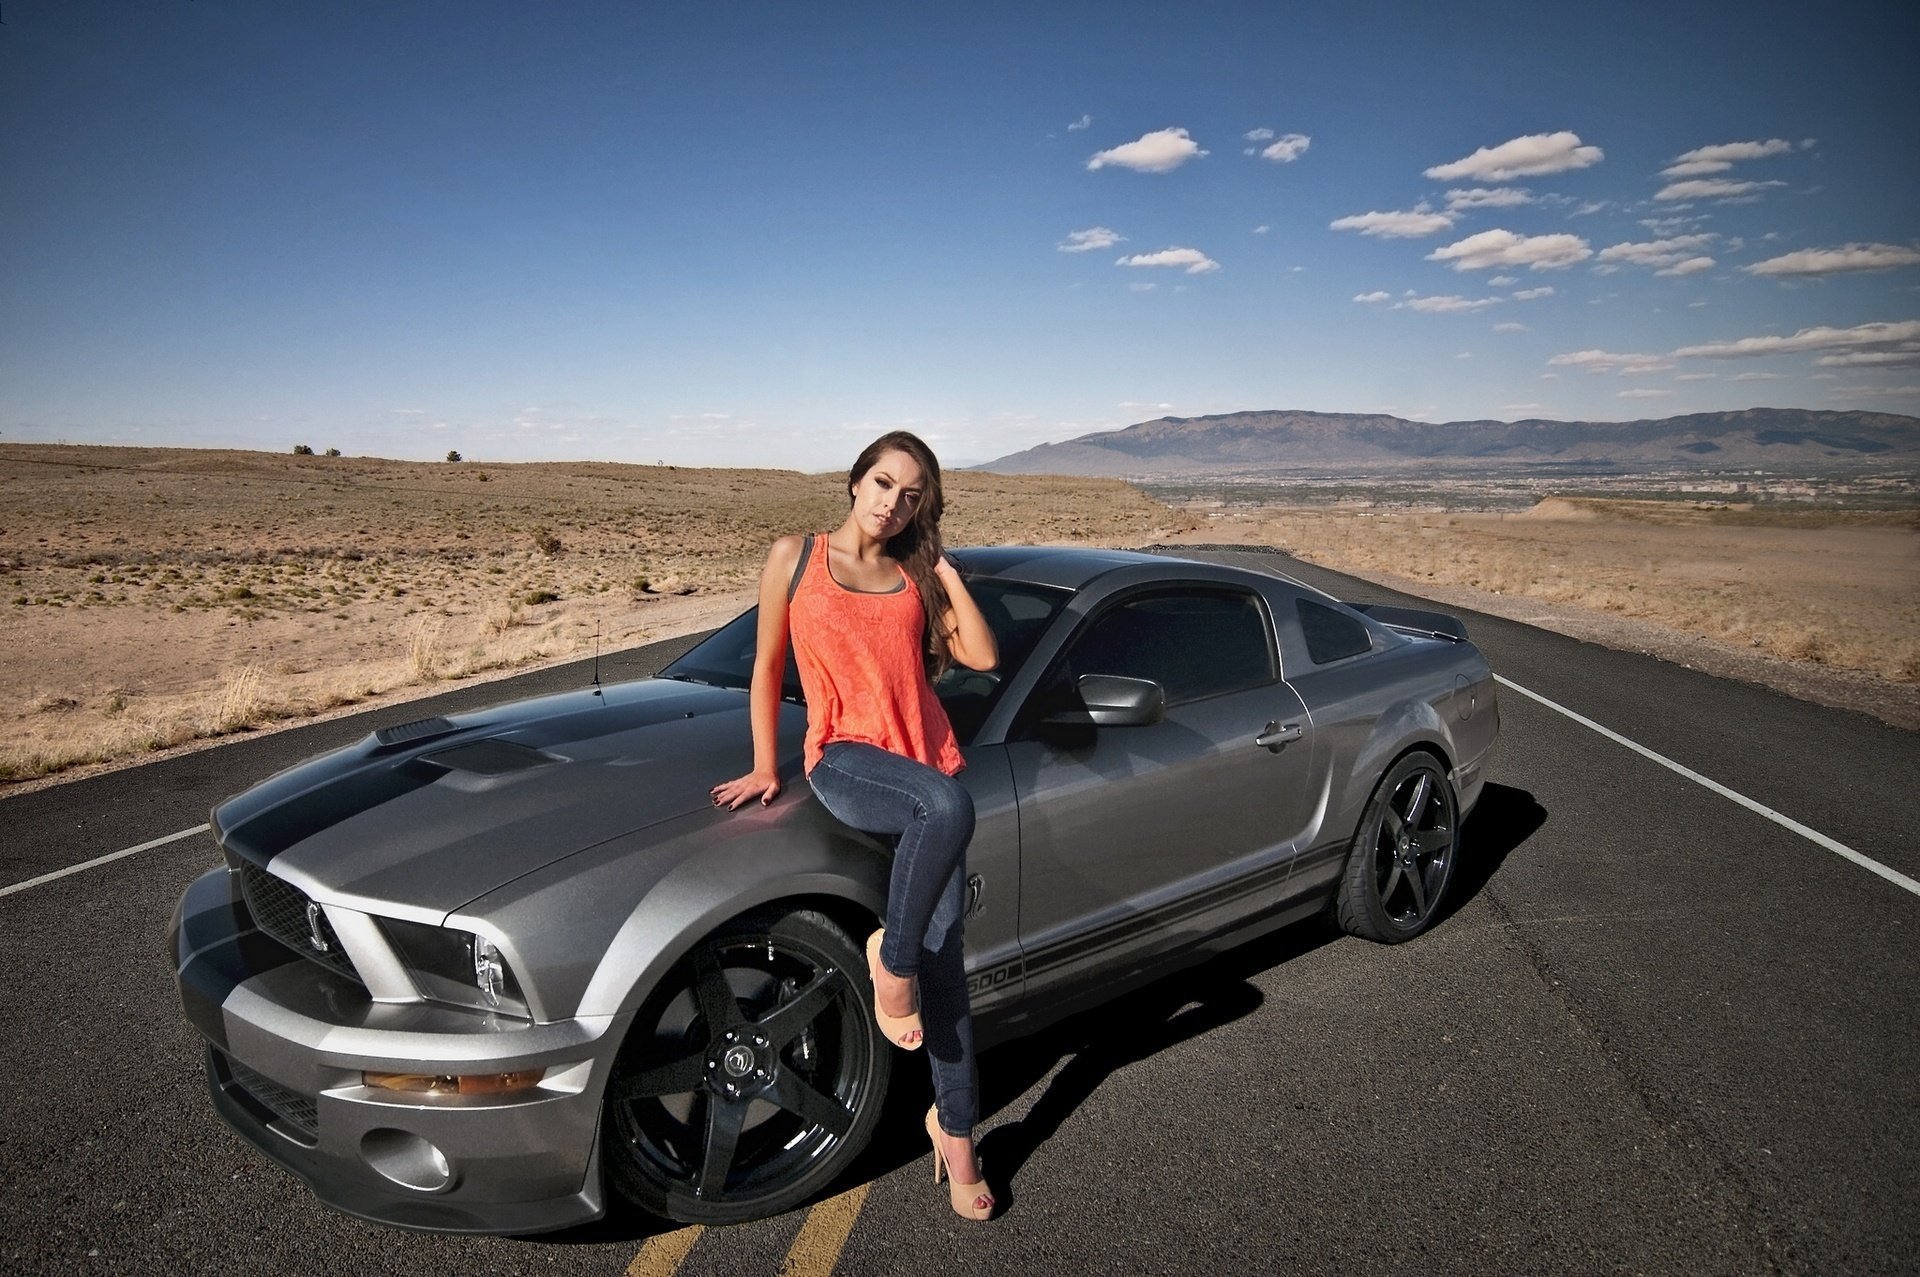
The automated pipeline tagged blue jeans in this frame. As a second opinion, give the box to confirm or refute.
[808,740,978,1136]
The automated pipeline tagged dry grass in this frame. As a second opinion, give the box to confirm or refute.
[6,442,1912,785]
[0,444,1180,783]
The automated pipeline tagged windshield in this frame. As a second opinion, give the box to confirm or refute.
[660,577,1071,745]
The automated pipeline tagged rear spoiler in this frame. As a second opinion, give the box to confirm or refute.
[1349,603,1468,642]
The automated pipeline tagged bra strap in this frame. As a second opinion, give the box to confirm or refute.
[787,534,816,602]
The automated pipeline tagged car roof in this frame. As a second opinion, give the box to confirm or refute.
[950,544,1207,591]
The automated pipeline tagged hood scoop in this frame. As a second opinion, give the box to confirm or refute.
[419,739,558,776]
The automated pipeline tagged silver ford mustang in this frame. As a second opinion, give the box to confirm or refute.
[169,546,1498,1233]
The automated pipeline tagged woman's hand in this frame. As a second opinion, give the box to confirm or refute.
[711,770,782,810]
[935,555,998,671]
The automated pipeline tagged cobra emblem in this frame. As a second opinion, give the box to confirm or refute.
[305,901,330,953]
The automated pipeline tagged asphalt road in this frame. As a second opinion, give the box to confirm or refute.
[2,548,1915,1276]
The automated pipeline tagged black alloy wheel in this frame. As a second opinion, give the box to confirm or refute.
[1335,752,1459,943]
[605,907,889,1224]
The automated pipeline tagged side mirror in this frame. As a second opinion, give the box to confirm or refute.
[1041,674,1166,728]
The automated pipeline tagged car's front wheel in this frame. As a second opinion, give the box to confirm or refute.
[1335,751,1459,943]
[604,906,888,1224]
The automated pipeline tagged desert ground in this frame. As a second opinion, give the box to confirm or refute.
[2,444,1914,790]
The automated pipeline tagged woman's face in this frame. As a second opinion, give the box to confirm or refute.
[849,448,926,542]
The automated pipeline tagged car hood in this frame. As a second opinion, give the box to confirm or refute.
[213,677,798,919]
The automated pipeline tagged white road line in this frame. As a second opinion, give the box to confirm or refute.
[1496,674,1920,900]
[0,823,211,900]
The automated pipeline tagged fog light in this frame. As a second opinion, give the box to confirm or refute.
[363,1068,545,1096]
[360,1128,453,1192]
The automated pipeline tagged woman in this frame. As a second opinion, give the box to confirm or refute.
[710,431,1000,1221]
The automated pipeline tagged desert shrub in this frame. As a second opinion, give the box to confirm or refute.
[531,527,563,556]
[446,450,462,463]
[524,589,560,606]
[324,447,341,457]
[292,444,314,456]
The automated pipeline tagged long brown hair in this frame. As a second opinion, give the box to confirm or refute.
[848,430,952,677]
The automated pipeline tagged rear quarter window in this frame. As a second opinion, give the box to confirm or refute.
[1297,599,1373,665]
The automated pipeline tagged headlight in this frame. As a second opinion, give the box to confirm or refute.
[381,919,530,1017]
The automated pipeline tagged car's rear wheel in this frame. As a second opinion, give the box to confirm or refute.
[1335,751,1459,943]
[604,906,888,1224]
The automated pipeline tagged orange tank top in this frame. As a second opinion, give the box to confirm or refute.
[788,535,964,777]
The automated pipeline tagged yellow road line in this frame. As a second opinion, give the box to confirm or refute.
[625,1225,704,1277]
[778,1184,871,1277]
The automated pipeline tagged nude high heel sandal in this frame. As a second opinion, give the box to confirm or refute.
[925,1105,994,1221]
[865,930,923,1050]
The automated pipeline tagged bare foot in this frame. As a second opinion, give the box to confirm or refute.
[936,1127,985,1185]
[873,963,918,1020]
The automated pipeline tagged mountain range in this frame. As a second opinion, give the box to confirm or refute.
[975,408,1920,477]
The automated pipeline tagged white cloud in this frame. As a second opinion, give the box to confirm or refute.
[1674,320,1920,359]
[1428,229,1593,271]
[1744,243,1920,276]
[1512,286,1555,300]
[1245,127,1275,142]
[1353,291,1392,303]
[1505,402,1550,412]
[1549,349,1674,374]
[1640,215,1704,235]
[1330,209,1456,238]
[1398,294,1503,313]
[1128,282,1158,292]
[1654,178,1787,202]
[1445,186,1533,210]
[1488,275,1517,286]
[1813,347,1920,367]
[390,407,427,415]
[1661,138,1794,178]
[1619,388,1674,399]
[1493,322,1527,332]
[1088,127,1207,173]
[1597,234,1717,268]
[1252,224,1270,234]
[1118,401,1175,410]
[1837,383,1920,399]
[1656,256,1716,277]
[1259,133,1311,163]
[1425,131,1604,182]
[1067,114,1092,132]
[1732,372,1788,381]
[1059,226,1125,253]
[1674,373,1717,381]
[1116,247,1220,274]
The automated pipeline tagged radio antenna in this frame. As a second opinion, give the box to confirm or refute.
[591,622,602,690]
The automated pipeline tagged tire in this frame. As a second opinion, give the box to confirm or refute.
[1334,751,1460,943]
[603,906,889,1224]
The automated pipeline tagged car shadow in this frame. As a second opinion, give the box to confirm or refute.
[1433,781,1545,929]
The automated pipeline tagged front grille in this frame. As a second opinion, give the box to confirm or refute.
[236,862,362,984]
[221,1053,319,1139]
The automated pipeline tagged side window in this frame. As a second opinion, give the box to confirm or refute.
[1053,588,1274,706]
[1297,599,1373,664]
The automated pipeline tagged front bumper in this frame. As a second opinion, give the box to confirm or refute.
[170,866,630,1234]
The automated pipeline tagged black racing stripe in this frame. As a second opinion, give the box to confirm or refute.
[221,762,440,862]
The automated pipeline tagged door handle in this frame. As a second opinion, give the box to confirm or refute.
[1255,721,1302,750]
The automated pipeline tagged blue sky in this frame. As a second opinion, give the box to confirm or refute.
[3,1,1916,469]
